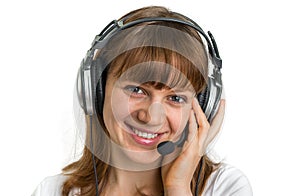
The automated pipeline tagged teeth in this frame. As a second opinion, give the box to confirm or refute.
[133,128,158,139]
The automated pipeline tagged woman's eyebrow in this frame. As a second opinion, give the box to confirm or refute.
[171,87,195,92]
[143,83,195,94]
[173,89,196,97]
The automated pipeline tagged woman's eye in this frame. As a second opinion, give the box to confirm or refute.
[168,95,186,104]
[125,86,145,95]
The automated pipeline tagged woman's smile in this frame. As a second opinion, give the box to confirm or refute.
[103,64,195,163]
[124,121,166,146]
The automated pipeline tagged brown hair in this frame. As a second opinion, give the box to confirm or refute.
[62,6,219,195]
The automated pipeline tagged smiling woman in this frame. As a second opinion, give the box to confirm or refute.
[32,5,252,196]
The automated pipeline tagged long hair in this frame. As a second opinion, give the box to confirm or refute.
[62,6,220,195]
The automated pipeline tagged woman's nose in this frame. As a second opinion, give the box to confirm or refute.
[137,102,166,126]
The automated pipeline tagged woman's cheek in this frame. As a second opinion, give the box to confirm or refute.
[167,106,190,134]
[110,89,132,121]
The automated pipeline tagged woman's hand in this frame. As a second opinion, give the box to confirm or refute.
[161,99,226,196]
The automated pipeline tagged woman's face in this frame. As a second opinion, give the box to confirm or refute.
[103,64,196,166]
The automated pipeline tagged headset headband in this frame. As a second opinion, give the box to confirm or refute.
[91,17,222,69]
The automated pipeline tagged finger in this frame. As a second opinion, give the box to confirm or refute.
[212,99,226,125]
[179,109,200,159]
[186,109,197,144]
[204,99,226,147]
[192,98,210,143]
[209,99,225,134]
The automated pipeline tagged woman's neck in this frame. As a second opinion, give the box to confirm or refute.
[104,167,163,196]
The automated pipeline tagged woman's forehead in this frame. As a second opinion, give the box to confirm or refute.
[111,61,197,90]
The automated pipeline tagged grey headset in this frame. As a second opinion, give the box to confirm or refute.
[76,16,222,122]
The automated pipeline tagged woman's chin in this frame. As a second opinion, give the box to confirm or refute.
[109,145,163,171]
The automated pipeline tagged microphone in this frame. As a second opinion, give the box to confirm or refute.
[157,128,187,156]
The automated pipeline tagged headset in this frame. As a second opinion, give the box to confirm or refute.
[77,16,222,121]
[76,13,223,196]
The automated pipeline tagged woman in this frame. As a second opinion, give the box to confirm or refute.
[33,6,252,196]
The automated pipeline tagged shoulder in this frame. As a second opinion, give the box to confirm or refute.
[203,163,253,196]
[32,174,81,196]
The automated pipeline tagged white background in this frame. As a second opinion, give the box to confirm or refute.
[0,0,299,195]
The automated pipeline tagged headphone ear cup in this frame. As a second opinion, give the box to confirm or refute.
[76,57,97,116]
[198,77,222,123]
[197,86,209,111]
[95,67,107,117]
[76,60,88,114]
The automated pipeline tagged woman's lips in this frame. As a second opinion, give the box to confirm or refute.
[124,123,165,146]
[131,133,163,146]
